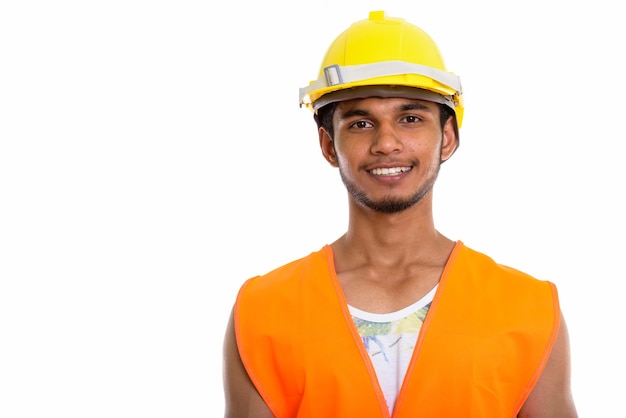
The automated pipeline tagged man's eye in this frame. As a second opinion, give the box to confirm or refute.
[351,120,371,129]
[404,115,421,123]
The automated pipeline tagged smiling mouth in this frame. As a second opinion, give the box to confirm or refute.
[369,166,412,176]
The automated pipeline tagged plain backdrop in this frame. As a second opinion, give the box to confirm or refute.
[1,0,624,416]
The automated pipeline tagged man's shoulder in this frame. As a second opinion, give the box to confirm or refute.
[458,243,547,284]
[452,243,557,313]
[243,246,331,290]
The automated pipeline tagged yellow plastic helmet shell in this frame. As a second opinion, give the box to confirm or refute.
[299,10,464,128]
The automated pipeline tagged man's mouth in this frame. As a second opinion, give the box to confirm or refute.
[369,166,412,176]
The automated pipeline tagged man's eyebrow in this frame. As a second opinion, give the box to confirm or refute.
[337,108,369,120]
[400,102,432,112]
[338,102,433,120]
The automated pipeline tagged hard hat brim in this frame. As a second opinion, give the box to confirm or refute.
[311,85,456,112]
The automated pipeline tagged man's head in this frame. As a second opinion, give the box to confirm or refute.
[299,11,463,214]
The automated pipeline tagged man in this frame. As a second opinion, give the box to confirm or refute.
[223,10,578,418]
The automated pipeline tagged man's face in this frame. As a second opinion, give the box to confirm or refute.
[319,97,457,213]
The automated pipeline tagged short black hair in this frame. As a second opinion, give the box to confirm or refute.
[313,102,338,139]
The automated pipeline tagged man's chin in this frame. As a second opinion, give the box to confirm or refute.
[359,197,417,214]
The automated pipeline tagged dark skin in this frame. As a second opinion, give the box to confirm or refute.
[223,97,578,417]
[223,310,274,418]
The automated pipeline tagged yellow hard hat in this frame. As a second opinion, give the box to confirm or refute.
[299,10,464,128]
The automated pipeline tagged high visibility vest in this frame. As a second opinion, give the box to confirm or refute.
[235,242,559,417]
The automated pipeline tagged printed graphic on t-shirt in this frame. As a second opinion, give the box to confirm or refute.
[352,303,431,414]
[353,303,430,362]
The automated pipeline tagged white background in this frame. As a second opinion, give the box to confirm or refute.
[1,0,624,416]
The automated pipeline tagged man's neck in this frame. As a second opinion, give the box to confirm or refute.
[329,202,455,313]
[332,199,454,272]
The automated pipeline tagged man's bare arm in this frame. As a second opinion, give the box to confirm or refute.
[518,312,578,417]
[223,307,275,418]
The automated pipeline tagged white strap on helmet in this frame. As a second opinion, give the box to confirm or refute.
[299,60,462,106]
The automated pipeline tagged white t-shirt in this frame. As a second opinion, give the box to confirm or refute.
[349,285,437,415]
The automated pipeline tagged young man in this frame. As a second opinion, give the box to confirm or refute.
[223,11,578,418]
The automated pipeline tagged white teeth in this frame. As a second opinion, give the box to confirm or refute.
[370,166,412,176]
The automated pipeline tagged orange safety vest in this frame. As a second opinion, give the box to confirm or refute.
[235,241,560,417]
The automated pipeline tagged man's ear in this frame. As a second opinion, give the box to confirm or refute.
[441,116,459,163]
[319,127,339,167]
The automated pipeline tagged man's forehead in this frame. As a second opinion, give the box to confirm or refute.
[335,96,437,113]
